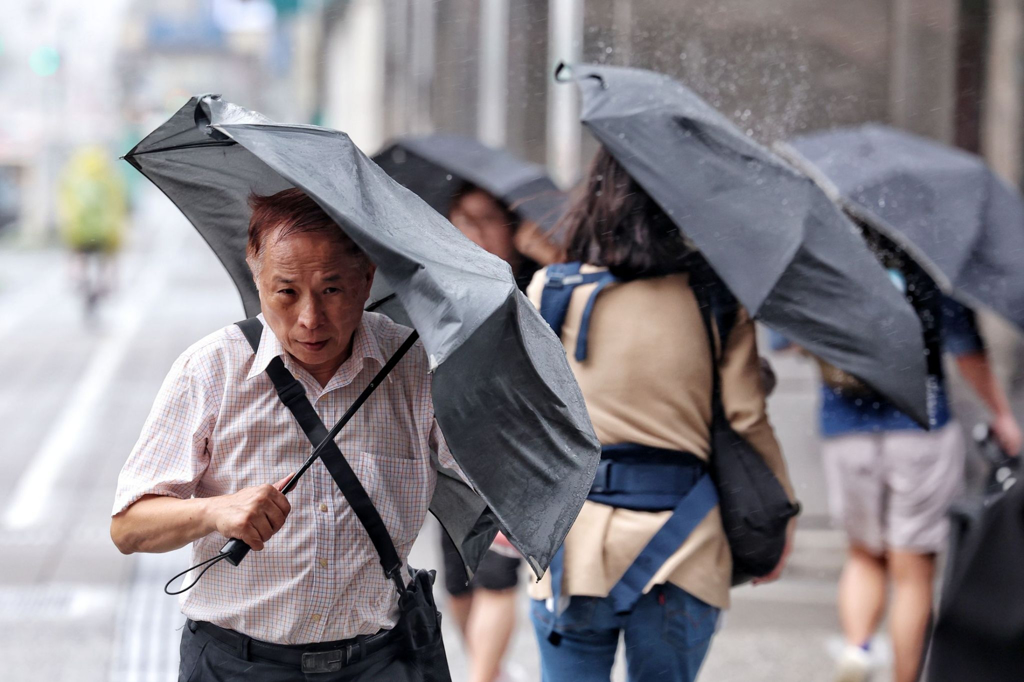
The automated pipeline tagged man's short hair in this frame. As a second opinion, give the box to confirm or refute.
[246,188,367,276]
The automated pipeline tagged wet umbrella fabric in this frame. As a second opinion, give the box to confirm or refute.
[563,63,929,424]
[786,125,1024,331]
[123,96,600,577]
[927,473,1024,682]
[373,134,567,237]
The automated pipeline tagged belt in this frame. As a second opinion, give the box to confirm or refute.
[187,619,404,674]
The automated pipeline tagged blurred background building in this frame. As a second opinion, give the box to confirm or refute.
[3,0,1022,241]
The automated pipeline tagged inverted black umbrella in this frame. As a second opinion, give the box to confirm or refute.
[927,426,1024,682]
[784,124,1024,331]
[560,63,930,424]
[373,133,568,237]
[123,95,600,577]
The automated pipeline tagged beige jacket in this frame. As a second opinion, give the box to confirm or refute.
[527,265,793,609]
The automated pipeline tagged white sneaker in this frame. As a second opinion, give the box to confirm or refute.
[834,645,872,682]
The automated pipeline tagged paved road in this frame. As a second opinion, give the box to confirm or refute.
[0,188,874,681]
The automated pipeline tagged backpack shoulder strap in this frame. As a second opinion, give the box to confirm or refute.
[538,263,618,362]
[538,262,584,339]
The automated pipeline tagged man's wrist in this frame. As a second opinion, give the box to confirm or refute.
[193,496,221,539]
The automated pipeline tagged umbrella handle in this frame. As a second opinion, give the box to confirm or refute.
[221,538,251,566]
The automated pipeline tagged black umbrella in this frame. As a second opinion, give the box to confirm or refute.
[373,134,568,237]
[123,95,600,576]
[928,428,1023,681]
[560,63,930,425]
[784,124,1024,331]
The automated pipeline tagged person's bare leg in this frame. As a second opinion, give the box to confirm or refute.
[888,550,935,682]
[838,543,888,646]
[448,592,474,638]
[465,587,517,682]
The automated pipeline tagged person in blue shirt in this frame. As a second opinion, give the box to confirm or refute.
[775,259,1021,682]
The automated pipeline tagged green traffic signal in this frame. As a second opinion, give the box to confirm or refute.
[29,46,60,76]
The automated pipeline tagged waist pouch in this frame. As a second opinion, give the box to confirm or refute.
[237,317,451,681]
[544,442,718,640]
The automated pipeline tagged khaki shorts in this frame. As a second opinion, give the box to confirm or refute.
[822,424,965,554]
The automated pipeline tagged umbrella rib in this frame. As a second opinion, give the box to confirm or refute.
[127,140,237,157]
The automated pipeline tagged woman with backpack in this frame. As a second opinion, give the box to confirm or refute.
[526,148,797,682]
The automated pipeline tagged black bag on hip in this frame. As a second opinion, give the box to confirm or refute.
[691,281,800,585]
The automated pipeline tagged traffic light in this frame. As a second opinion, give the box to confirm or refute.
[29,46,60,76]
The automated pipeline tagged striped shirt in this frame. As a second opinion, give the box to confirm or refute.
[112,312,458,644]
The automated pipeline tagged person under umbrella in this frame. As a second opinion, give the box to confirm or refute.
[110,96,600,682]
[525,61,944,682]
[779,132,1024,682]
[771,218,1020,682]
[526,145,796,682]
[374,134,568,287]
[442,181,551,682]
[376,134,568,682]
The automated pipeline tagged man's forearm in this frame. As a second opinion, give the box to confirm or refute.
[111,494,216,555]
[955,352,1013,417]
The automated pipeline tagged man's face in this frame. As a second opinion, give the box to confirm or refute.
[255,228,375,379]
[449,189,521,269]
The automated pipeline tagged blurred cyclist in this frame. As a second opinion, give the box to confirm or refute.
[57,146,126,322]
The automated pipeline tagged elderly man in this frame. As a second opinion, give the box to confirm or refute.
[111,188,456,681]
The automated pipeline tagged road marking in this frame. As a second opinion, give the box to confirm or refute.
[2,260,167,530]
[109,550,188,682]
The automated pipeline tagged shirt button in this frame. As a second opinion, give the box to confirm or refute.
[319,558,329,568]
[311,614,321,622]
[319,503,328,513]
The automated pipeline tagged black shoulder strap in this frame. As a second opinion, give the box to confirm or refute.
[690,280,737,421]
[234,318,405,585]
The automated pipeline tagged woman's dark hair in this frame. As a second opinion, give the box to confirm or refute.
[559,147,694,280]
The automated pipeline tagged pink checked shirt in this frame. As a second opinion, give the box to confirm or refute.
[113,312,460,644]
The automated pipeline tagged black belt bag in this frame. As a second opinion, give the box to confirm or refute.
[236,317,451,681]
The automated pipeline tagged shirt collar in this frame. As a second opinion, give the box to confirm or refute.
[245,313,387,389]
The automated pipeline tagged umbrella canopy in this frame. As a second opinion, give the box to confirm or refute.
[928,471,1024,682]
[562,63,930,424]
[123,95,600,576]
[785,124,1024,331]
[373,133,568,237]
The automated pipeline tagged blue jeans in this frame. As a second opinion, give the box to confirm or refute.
[530,584,719,682]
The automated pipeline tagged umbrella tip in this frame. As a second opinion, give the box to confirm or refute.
[554,62,573,83]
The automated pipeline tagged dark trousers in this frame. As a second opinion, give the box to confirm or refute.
[179,620,421,682]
